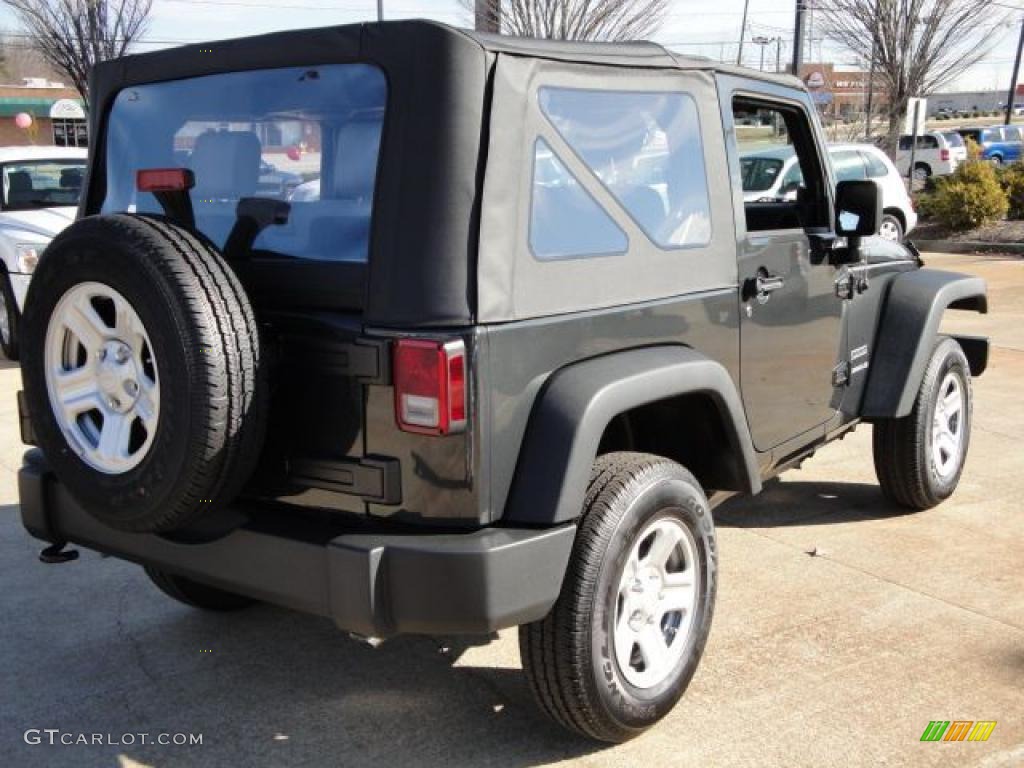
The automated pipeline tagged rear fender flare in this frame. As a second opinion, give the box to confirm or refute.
[503,346,761,526]
[861,269,987,419]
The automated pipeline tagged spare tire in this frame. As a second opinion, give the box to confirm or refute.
[21,214,266,533]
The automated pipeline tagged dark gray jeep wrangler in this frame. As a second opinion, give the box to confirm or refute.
[16,21,988,742]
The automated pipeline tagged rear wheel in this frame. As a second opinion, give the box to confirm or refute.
[873,337,972,509]
[519,452,717,742]
[21,214,266,534]
[0,270,19,361]
[144,566,255,611]
[913,163,931,182]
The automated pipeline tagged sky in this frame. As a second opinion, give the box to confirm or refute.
[1,0,1021,94]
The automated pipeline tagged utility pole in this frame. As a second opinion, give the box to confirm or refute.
[1006,16,1024,126]
[737,0,751,66]
[775,37,782,73]
[792,0,806,75]
[377,0,383,21]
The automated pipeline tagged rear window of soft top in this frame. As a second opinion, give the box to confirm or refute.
[102,64,387,263]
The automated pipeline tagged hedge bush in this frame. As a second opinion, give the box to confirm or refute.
[924,160,1008,230]
[998,162,1024,219]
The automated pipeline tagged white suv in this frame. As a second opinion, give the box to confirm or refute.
[893,131,967,181]
[741,143,917,242]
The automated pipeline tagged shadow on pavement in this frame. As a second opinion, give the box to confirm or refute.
[0,500,599,768]
[715,479,913,528]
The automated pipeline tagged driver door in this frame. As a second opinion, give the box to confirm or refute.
[730,94,845,452]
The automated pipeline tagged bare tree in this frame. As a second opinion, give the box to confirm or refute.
[462,0,669,41]
[1,37,66,83]
[818,0,1008,155]
[1,0,153,111]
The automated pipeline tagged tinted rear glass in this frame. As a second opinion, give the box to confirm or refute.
[943,132,965,147]
[103,64,386,263]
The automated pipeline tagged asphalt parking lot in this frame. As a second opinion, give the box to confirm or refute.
[0,251,1020,768]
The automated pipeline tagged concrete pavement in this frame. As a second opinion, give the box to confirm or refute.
[0,252,1020,767]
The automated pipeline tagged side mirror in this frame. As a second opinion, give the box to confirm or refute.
[835,180,882,238]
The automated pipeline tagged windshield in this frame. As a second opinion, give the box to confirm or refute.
[2,160,86,211]
[740,157,785,192]
[103,64,386,263]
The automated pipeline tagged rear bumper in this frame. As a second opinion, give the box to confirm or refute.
[19,450,575,637]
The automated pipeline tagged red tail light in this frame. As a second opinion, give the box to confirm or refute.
[940,148,950,162]
[394,339,467,435]
[136,168,194,192]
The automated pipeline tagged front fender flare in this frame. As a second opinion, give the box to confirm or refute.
[503,346,761,526]
[861,269,987,419]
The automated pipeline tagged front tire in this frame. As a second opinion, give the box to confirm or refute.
[873,337,972,509]
[519,453,717,742]
[0,271,19,361]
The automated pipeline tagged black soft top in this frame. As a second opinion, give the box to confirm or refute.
[85,20,803,326]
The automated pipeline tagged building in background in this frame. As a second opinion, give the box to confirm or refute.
[927,89,1018,115]
[0,78,86,147]
[798,63,888,120]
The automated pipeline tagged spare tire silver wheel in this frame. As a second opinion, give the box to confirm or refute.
[44,282,160,474]
[21,214,267,535]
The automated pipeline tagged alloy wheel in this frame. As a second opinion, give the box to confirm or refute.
[613,515,700,689]
[931,371,964,480]
[44,282,160,474]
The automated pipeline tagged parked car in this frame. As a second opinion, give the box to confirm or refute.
[893,131,967,180]
[257,159,304,198]
[957,125,1022,164]
[16,21,988,743]
[740,143,916,241]
[0,146,88,360]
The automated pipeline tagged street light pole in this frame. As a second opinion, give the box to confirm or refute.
[1006,16,1024,126]
[377,0,383,21]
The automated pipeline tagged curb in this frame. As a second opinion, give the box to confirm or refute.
[911,239,1024,255]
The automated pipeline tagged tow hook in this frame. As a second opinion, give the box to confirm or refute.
[39,542,79,564]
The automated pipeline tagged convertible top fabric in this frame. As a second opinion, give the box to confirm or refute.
[85,20,804,325]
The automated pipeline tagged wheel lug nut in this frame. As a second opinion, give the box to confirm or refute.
[124,380,138,396]
[115,347,130,364]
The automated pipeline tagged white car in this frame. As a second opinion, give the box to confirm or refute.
[0,146,87,360]
[893,131,967,180]
[740,143,917,242]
